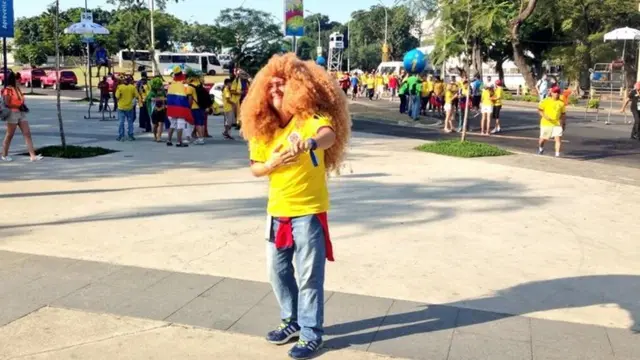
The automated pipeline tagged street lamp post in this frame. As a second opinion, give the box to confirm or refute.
[377,0,389,62]
[149,0,156,75]
[305,10,322,58]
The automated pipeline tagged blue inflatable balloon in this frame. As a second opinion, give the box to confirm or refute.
[403,49,428,74]
[316,56,326,66]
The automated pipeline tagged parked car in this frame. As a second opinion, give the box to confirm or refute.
[18,68,47,87]
[40,70,78,90]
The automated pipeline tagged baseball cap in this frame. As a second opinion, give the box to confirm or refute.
[550,86,561,94]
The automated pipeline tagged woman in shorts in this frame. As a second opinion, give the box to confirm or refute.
[1,71,42,162]
[480,86,495,135]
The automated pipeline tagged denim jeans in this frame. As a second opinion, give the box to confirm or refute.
[409,95,421,120]
[118,109,135,138]
[266,214,327,341]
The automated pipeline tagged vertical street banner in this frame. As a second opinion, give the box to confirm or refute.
[0,0,14,38]
[284,0,304,37]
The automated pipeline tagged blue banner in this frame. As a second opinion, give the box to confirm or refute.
[0,0,14,38]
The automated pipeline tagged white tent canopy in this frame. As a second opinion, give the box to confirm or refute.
[64,22,109,35]
[604,27,640,41]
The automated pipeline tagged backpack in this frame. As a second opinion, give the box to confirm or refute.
[189,84,213,109]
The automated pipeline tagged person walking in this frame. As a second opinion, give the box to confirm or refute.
[241,53,350,360]
[165,67,192,147]
[620,82,640,140]
[115,76,139,141]
[537,87,566,156]
[491,79,504,133]
[1,71,42,162]
[536,75,549,102]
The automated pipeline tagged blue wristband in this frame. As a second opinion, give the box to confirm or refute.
[308,138,318,151]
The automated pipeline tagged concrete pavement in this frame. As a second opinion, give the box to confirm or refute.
[1,98,640,358]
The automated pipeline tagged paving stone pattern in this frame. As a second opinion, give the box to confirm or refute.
[0,250,638,360]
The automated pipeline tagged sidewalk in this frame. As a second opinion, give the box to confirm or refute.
[1,98,640,359]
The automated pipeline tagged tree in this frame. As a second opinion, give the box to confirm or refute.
[54,0,66,149]
[14,45,47,68]
[509,0,539,93]
[215,7,283,74]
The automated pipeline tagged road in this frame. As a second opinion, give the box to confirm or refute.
[350,98,640,169]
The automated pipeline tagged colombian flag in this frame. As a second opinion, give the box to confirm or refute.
[166,82,194,124]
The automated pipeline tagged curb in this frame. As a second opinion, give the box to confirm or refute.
[24,95,81,101]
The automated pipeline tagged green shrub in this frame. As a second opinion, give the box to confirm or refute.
[522,95,538,102]
[587,99,600,109]
[416,140,511,158]
[503,92,514,100]
[567,95,579,105]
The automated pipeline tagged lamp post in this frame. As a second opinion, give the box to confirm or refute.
[377,0,389,62]
[305,10,322,58]
[149,0,157,75]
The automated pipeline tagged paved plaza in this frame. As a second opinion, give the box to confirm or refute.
[0,98,639,359]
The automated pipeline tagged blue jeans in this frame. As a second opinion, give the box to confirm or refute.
[266,214,327,341]
[409,95,421,120]
[118,109,135,138]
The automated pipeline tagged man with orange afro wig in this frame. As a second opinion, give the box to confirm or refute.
[241,53,351,359]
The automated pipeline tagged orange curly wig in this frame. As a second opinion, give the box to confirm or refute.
[240,53,352,173]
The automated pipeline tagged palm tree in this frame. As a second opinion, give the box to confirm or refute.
[55,0,66,148]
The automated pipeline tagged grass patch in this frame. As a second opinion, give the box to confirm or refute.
[26,145,118,159]
[416,140,511,158]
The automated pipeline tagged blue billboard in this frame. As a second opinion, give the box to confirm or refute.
[0,0,14,38]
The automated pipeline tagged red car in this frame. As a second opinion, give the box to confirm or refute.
[40,70,78,89]
[18,68,47,87]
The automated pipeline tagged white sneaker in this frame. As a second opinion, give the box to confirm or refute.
[30,154,44,162]
[1,155,13,162]
[490,128,501,134]
[195,138,205,145]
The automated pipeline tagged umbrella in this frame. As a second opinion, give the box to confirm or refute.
[603,27,640,41]
[64,22,110,35]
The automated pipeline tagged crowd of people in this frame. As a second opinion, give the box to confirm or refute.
[98,67,249,146]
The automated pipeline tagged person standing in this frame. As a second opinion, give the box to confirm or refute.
[165,67,192,147]
[398,74,409,114]
[98,76,110,112]
[537,87,566,156]
[491,79,504,134]
[350,72,359,100]
[222,78,236,140]
[621,82,640,140]
[420,74,433,115]
[536,75,549,102]
[480,85,494,135]
[470,74,483,113]
[388,73,398,102]
[115,76,139,141]
[1,71,42,162]
[406,73,422,120]
[241,53,350,360]
[366,72,375,100]
[136,72,151,132]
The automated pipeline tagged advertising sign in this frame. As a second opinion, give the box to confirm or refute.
[0,0,14,38]
[284,0,304,37]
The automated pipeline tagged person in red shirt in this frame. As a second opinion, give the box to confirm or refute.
[388,74,398,102]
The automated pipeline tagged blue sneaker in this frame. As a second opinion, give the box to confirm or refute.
[288,339,323,359]
[266,321,300,345]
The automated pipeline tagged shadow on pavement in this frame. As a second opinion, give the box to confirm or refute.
[567,138,640,161]
[325,275,640,350]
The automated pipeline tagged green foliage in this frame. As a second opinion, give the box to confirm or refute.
[502,91,513,100]
[567,95,579,105]
[416,140,511,158]
[29,145,117,159]
[587,99,600,109]
[513,95,538,102]
[14,45,48,67]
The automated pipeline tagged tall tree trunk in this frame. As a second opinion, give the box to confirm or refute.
[55,0,66,149]
[471,37,482,77]
[496,59,505,87]
[509,0,538,95]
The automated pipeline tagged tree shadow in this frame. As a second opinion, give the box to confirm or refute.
[325,275,640,350]
[567,138,640,161]
[0,176,547,239]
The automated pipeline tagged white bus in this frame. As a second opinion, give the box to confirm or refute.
[158,52,224,76]
[117,50,225,75]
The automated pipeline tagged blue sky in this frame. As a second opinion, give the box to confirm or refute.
[17,0,390,24]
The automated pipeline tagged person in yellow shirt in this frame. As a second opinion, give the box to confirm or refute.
[449,76,459,112]
[366,73,375,100]
[241,53,350,359]
[421,74,433,115]
[374,72,384,99]
[230,68,242,122]
[491,79,504,134]
[443,82,458,132]
[186,73,208,144]
[537,86,566,156]
[432,77,445,114]
[222,78,236,140]
[480,85,494,135]
[115,76,140,141]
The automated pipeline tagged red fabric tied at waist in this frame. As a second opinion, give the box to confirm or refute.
[274,212,334,262]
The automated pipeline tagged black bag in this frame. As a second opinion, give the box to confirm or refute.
[189,84,213,109]
[19,104,29,113]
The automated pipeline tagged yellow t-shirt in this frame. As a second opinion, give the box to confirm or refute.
[375,75,383,87]
[493,87,503,106]
[450,83,459,94]
[366,76,375,89]
[186,81,200,109]
[481,89,493,106]
[222,86,233,113]
[421,80,433,96]
[383,74,389,85]
[538,97,566,127]
[115,84,139,111]
[249,115,333,217]
[445,89,454,104]
[230,78,241,104]
[433,82,444,96]
[461,84,469,96]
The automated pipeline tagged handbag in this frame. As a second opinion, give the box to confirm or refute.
[0,93,10,121]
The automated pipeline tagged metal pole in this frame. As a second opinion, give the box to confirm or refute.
[317,19,321,57]
[2,38,7,89]
[149,0,156,75]
[347,21,350,71]
[85,0,93,103]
